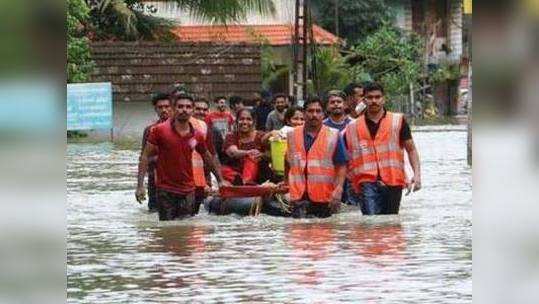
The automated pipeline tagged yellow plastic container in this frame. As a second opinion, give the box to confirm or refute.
[270,139,287,176]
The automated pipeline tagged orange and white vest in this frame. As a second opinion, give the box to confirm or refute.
[189,117,208,188]
[286,125,339,203]
[345,111,406,191]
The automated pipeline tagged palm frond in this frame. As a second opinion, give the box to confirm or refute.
[174,0,276,24]
[90,0,276,40]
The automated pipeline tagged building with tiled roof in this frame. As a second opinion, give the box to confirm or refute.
[171,24,340,46]
[141,0,341,94]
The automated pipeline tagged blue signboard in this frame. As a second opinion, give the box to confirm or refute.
[67,82,112,131]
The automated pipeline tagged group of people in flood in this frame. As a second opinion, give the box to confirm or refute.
[135,82,422,221]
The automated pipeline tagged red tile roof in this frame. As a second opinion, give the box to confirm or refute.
[171,24,340,46]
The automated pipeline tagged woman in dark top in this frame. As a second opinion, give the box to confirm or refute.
[221,109,269,185]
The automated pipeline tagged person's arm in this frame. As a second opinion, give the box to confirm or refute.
[195,134,230,187]
[284,160,290,185]
[261,130,279,143]
[226,145,260,159]
[224,133,261,159]
[330,135,349,205]
[201,150,230,187]
[399,118,421,192]
[141,125,159,162]
[140,126,150,159]
[403,139,421,191]
[135,142,158,203]
[330,165,346,204]
[283,140,291,186]
[283,149,294,204]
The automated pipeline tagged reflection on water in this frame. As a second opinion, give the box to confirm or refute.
[288,223,336,261]
[148,226,209,256]
[348,223,406,260]
[67,128,472,303]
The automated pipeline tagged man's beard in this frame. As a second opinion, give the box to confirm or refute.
[368,104,381,112]
[306,119,320,128]
[160,113,169,120]
[176,114,189,122]
[367,106,383,117]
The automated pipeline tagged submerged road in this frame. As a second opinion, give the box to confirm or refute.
[67,126,471,303]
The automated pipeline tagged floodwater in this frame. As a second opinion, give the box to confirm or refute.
[67,126,472,303]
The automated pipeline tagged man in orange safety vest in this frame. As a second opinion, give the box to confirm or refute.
[344,82,421,215]
[284,96,348,218]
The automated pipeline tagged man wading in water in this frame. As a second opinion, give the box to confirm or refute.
[284,96,348,218]
[136,93,229,221]
[139,92,172,212]
[345,82,421,215]
[323,90,361,206]
[190,97,216,215]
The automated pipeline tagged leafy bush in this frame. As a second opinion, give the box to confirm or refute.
[311,0,395,45]
[308,46,352,94]
[430,60,461,84]
[346,24,424,106]
[68,0,94,83]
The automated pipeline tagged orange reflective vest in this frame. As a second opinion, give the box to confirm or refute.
[286,125,339,203]
[345,111,406,191]
[189,117,208,188]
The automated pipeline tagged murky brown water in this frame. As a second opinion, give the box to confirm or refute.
[67,126,471,303]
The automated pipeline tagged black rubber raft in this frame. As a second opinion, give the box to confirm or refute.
[204,196,290,217]
[204,196,360,217]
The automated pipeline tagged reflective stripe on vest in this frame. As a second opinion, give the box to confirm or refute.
[346,112,405,190]
[190,118,208,187]
[287,125,339,203]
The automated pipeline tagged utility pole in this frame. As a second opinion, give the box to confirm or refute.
[334,0,339,37]
[293,0,313,103]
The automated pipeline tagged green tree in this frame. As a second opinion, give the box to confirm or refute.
[346,24,424,108]
[308,46,351,95]
[88,0,276,41]
[68,0,94,82]
[311,0,395,44]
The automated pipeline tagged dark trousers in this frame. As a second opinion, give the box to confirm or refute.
[291,200,335,218]
[191,187,205,215]
[343,179,362,206]
[359,182,403,215]
[147,169,157,211]
[156,189,194,221]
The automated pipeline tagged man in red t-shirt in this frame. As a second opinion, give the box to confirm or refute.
[140,92,172,212]
[205,96,234,141]
[136,94,229,221]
